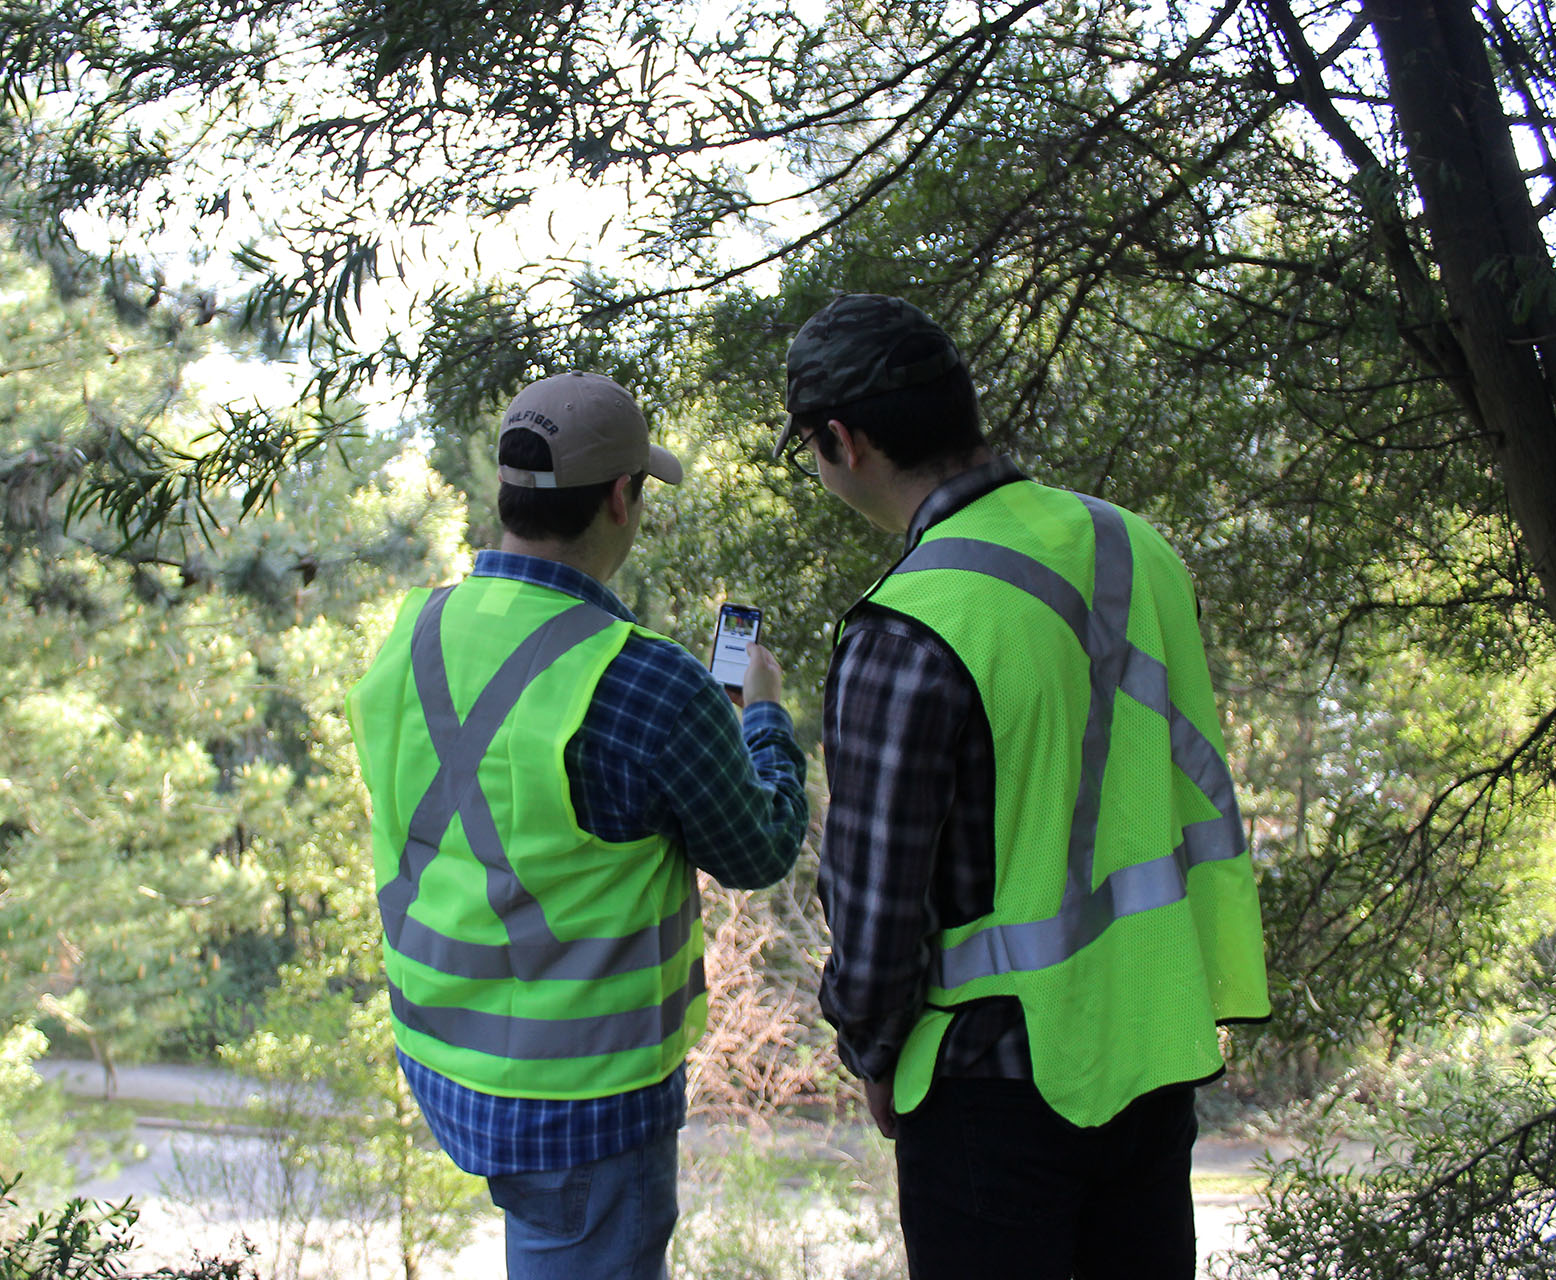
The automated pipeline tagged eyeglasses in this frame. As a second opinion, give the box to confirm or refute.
[783,424,823,478]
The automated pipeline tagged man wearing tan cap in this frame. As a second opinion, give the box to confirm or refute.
[350,371,809,1279]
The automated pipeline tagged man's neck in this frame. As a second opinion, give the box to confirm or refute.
[887,446,996,534]
[498,531,615,584]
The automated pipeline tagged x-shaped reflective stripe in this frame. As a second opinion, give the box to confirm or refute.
[377,589,618,978]
[894,498,1245,988]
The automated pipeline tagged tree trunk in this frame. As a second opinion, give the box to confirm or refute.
[395,1075,420,1280]
[1365,0,1556,622]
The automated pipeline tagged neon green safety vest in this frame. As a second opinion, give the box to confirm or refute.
[347,575,706,1099]
[851,479,1269,1128]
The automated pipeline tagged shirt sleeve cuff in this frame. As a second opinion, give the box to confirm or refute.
[740,699,796,739]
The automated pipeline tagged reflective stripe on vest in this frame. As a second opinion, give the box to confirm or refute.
[388,957,706,1062]
[376,587,704,1020]
[894,496,1245,991]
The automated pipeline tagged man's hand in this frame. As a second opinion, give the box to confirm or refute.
[738,642,783,707]
[865,1079,897,1140]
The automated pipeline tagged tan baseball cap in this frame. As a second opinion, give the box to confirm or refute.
[497,371,684,489]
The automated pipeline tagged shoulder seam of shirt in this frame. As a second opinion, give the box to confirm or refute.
[604,631,711,725]
[619,629,710,676]
[839,603,964,666]
[833,603,990,748]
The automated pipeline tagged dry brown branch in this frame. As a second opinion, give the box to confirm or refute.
[686,860,842,1128]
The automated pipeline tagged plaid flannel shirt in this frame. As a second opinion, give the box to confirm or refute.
[400,550,808,1174]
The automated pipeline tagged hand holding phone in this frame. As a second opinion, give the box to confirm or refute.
[740,642,782,707]
[710,603,763,691]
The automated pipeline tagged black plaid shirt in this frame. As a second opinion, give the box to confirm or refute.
[818,457,1032,1085]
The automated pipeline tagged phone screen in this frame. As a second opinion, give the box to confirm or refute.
[710,604,763,689]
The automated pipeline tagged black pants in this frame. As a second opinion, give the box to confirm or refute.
[894,1077,1198,1280]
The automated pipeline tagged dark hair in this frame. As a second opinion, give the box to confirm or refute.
[790,339,982,472]
[498,431,645,541]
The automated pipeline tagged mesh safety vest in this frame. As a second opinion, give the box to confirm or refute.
[347,575,706,1099]
[852,479,1269,1127]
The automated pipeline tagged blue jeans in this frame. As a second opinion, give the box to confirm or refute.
[487,1134,679,1280]
[894,1078,1198,1279]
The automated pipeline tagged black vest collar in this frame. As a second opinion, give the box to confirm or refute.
[904,456,1026,551]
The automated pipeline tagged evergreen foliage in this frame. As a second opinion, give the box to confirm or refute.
[1224,1049,1556,1279]
[0,1173,257,1280]
[0,1,1553,1271]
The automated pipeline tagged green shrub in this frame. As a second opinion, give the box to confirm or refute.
[0,1174,256,1280]
[1220,1050,1556,1279]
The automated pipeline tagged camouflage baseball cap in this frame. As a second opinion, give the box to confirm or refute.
[773,293,964,459]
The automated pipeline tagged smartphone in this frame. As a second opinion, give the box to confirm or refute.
[709,603,763,690]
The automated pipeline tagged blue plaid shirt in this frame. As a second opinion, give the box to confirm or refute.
[399,550,808,1174]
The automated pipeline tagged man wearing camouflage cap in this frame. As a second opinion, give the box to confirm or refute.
[777,296,1269,1278]
[352,371,809,1279]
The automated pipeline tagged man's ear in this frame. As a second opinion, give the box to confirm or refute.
[606,473,635,526]
[829,419,864,469]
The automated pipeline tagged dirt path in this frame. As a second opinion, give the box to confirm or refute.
[38,1058,1289,1277]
